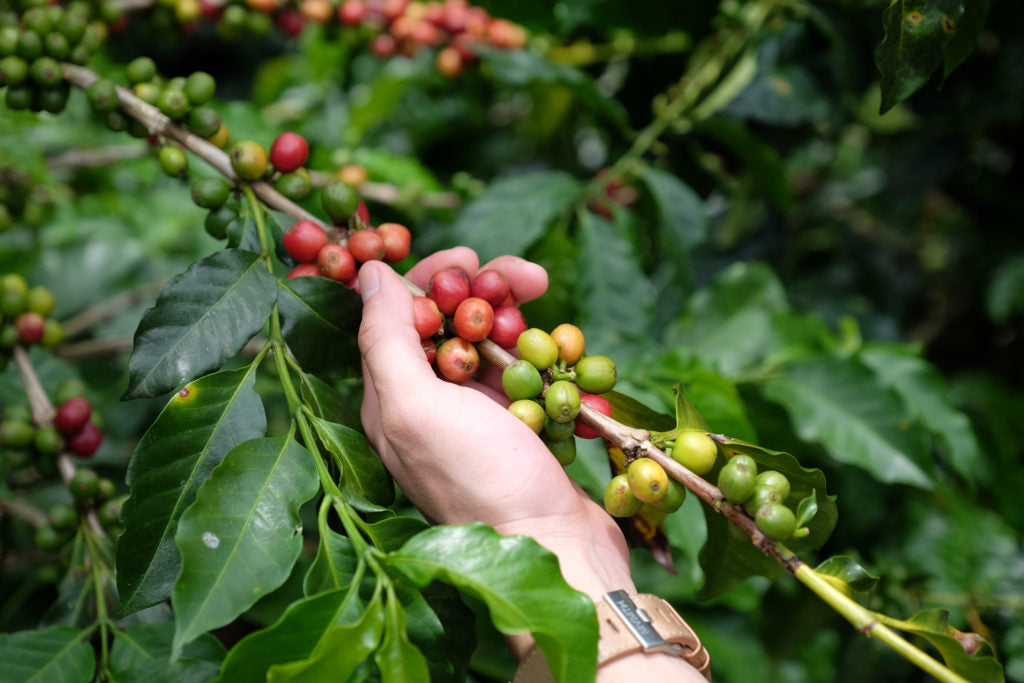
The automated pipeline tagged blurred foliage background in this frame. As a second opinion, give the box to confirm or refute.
[2,0,1023,680]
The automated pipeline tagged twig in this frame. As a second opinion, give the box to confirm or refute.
[61,279,167,338]
[47,144,148,172]
[308,172,462,210]
[0,498,49,529]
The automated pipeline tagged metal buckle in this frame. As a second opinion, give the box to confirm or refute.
[602,590,684,657]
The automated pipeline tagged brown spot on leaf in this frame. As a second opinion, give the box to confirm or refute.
[942,15,956,33]
[179,388,190,398]
[906,11,923,25]
[953,630,984,656]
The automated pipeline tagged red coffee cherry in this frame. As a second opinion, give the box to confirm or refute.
[376,222,411,263]
[356,199,370,225]
[453,297,494,342]
[348,228,386,263]
[15,312,45,344]
[68,422,102,458]
[283,220,328,263]
[54,397,92,436]
[413,296,443,340]
[316,244,357,282]
[435,337,479,382]
[575,392,612,439]
[371,33,396,58]
[276,9,304,37]
[337,0,365,24]
[470,269,510,308]
[488,305,527,348]
[269,132,309,173]
[426,267,472,316]
[287,263,322,278]
[421,339,437,365]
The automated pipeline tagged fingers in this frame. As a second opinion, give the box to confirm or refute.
[478,255,549,304]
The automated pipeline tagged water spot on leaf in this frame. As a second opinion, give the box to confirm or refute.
[202,531,220,549]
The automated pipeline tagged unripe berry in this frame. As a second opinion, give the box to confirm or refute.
[41,319,63,348]
[191,177,232,209]
[69,467,99,499]
[316,244,357,282]
[269,131,309,173]
[545,380,580,424]
[188,106,221,138]
[575,392,612,439]
[68,422,102,458]
[488,306,527,348]
[156,88,190,120]
[97,495,125,528]
[543,416,576,442]
[670,429,718,476]
[603,473,642,518]
[412,296,443,340]
[545,437,576,467]
[338,164,368,187]
[453,297,493,342]
[501,360,543,401]
[756,470,791,501]
[35,524,66,551]
[25,286,55,316]
[282,220,328,263]
[159,145,188,178]
[550,323,585,366]
[436,46,463,78]
[743,485,784,517]
[574,355,616,394]
[348,228,385,263]
[650,478,687,513]
[517,328,559,370]
[627,458,669,503]
[0,420,34,448]
[321,181,360,224]
[508,399,545,434]
[230,140,269,180]
[276,168,312,201]
[184,71,216,106]
[126,56,156,84]
[755,503,797,541]
[426,268,471,316]
[33,424,63,455]
[287,263,322,279]
[717,455,758,504]
[376,222,411,263]
[49,503,78,531]
[470,270,510,308]
[54,378,87,405]
[435,337,479,382]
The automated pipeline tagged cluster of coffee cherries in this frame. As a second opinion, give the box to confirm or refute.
[0,166,59,231]
[35,466,124,550]
[718,455,807,542]
[0,0,112,114]
[0,274,63,365]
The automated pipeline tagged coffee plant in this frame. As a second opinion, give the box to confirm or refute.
[1,0,1021,681]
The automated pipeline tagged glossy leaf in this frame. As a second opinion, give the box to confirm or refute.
[0,625,94,683]
[309,416,394,511]
[171,436,319,657]
[110,622,225,683]
[604,390,675,432]
[795,491,818,528]
[814,556,879,595]
[386,523,598,683]
[448,171,582,262]
[303,526,359,597]
[399,582,476,683]
[762,353,934,488]
[698,505,784,599]
[124,249,276,399]
[943,0,989,76]
[300,373,361,430]
[875,0,965,112]
[44,532,113,627]
[276,276,362,373]
[879,609,1004,682]
[376,592,431,683]
[643,167,707,294]
[361,514,430,553]
[117,366,267,616]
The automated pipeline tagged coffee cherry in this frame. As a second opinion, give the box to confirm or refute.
[15,312,45,343]
[421,339,437,364]
[29,56,62,86]
[627,458,668,503]
[205,207,234,240]
[68,422,102,458]
[316,244,356,282]
[43,31,69,60]
[35,524,66,551]
[717,455,757,504]
[276,168,312,201]
[126,56,156,84]
[17,32,42,61]
[517,328,559,371]
[348,228,385,263]
[188,106,221,138]
[371,33,396,58]
[25,286,55,316]
[96,477,116,502]
[426,268,471,316]
[545,380,580,424]
[453,297,494,342]
[550,323,585,366]
[376,222,411,263]
[33,425,63,455]
[86,77,118,113]
[321,181,360,224]
[574,392,612,439]
[546,436,576,466]
[191,177,232,209]
[356,199,370,225]
[183,70,215,106]
[54,397,91,435]
[338,164,368,188]
[48,503,78,531]
[508,399,545,434]
[603,473,643,518]
[412,296,443,340]
[159,145,188,178]
[338,0,366,24]
[230,140,268,181]
[470,270,510,308]
[435,336,479,382]
[436,46,463,78]
[133,81,160,105]
[574,355,617,394]
[501,359,543,401]
[54,378,87,405]
[4,404,33,424]
[670,429,718,476]
[0,325,19,348]
[97,495,124,528]
[269,132,309,173]
[5,83,33,110]
[756,470,791,501]
[543,415,576,442]
[287,263,321,278]
[650,478,687,513]
[283,220,328,263]
[0,420,34,448]
[755,503,797,541]
[207,123,230,149]
[0,55,28,87]
[69,467,99,499]
[743,485,784,517]
[40,318,62,347]
[156,88,190,120]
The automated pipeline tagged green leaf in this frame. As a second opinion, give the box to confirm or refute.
[986,254,1024,323]
[698,503,784,599]
[0,625,94,683]
[276,276,361,373]
[171,436,319,657]
[860,343,980,480]
[399,583,476,683]
[110,622,225,683]
[666,262,789,376]
[386,523,598,683]
[448,171,582,262]
[124,249,276,399]
[695,117,794,211]
[875,0,965,113]
[352,147,442,191]
[309,416,394,511]
[300,373,361,430]
[303,526,358,597]
[942,0,989,76]
[376,592,431,683]
[795,491,818,528]
[879,609,1004,682]
[361,514,430,553]
[761,353,935,488]
[814,556,879,595]
[117,366,267,616]
[44,532,114,628]
[604,390,675,432]
[643,166,707,258]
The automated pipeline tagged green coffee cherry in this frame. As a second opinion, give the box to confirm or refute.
[516,328,559,370]
[542,416,576,442]
[157,88,189,120]
[159,145,188,178]
[545,437,576,467]
[321,181,360,224]
[191,177,232,209]
[35,524,66,551]
[603,473,643,518]
[573,355,617,394]
[717,454,758,504]
[5,83,33,110]
[33,425,63,455]
[501,360,543,401]
[0,420,35,448]
[3,447,31,468]
[97,495,125,528]
[275,168,312,201]
[96,477,115,502]
[3,403,32,423]
[25,286,55,316]
[187,105,221,138]
[132,81,160,105]
[86,77,118,113]
[184,71,215,106]
[545,380,580,424]
[69,468,99,500]
[29,56,62,86]
[49,503,78,531]
[41,319,63,347]
[105,110,127,132]
[756,470,791,501]
[627,457,669,503]
[37,82,70,113]
[670,429,718,476]
[508,399,545,434]
[0,55,28,86]
[126,56,156,84]
[17,31,43,61]
[743,485,784,517]
[43,31,69,59]
[755,503,797,541]
[650,478,687,513]
[229,140,268,181]
[54,378,87,405]
[204,206,234,240]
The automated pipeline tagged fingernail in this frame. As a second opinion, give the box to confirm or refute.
[359,263,380,301]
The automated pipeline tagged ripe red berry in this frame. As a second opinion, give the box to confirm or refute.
[337,0,365,24]
[348,228,386,263]
[54,397,92,436]
[453,297,494,342]
[376,222,411,263]
[371,33,396,58]
[283,220,328,263]
[68,422,102,458]
[276,9,304,37]
[488,306,527,348]
[421,339,437,365]
[356,199,370,225]
[470,270,510,307]
[316,244,357,282]
[270,132,309,173]
[575,392,612,439]
[426,268,471,315]
[14,312,46,344]
[287,263,322,278]
[413,296,443,340]
[435,337,479,382]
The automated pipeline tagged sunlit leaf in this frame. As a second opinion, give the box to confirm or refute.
[878,609,1004,682]
[814,556,879,595]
